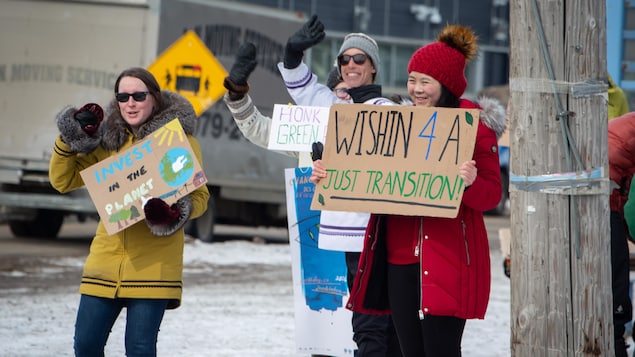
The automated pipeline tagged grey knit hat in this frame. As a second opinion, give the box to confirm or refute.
[326,68,342,90]
[337,33,380,77]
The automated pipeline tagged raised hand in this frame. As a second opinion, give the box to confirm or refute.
[229,42,257,85]
[283,14,325,69]
[73,103,103,136]
[223,43,258,100]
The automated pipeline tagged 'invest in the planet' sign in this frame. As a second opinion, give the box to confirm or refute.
[80,119,207,234]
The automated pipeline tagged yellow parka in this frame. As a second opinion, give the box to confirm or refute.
[49,91,209,309]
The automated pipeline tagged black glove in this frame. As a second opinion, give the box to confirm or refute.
[311,142,323,161]
[223,43,258,101]
[283,14,325,69]
[144,198,180,226]
[73,103,103,136]
[229,43,257,85]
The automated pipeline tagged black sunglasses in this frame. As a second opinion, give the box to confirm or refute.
[116,91,149,103]
[333,88,349,99]
[338,54,368,66]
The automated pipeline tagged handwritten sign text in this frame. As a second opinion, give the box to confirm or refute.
[311,104,480,218]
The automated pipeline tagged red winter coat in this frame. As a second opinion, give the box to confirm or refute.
[608,112,635,215]
[346,98,506,319]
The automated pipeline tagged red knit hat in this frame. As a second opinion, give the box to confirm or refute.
[407,25,478,98]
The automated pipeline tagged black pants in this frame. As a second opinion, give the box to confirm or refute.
[346,252,402,357]
[387,263,466,357]
[611,211,633,357]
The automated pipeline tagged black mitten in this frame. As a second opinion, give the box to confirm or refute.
[144,198,180,226]
[311,142,323,161]
[229,43,257,85]
[283,14,325,69]
[223,43,258,100]
[73,103,103,136]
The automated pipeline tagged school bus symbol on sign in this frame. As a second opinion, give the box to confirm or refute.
[148,30,228,116]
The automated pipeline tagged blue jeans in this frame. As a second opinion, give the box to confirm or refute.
[74,294,169,357]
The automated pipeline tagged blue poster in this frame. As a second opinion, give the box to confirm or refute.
[285,167,355,356]
[290,167,347,311]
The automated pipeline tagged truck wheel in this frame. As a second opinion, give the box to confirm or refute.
[187,196,216,243]
[9,209,64,238]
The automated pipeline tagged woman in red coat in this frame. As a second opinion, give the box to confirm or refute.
[312,25,506,357]
[607,112,635,357]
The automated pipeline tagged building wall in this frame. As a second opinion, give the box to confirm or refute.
[233,0,510,96]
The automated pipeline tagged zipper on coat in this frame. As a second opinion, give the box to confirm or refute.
[418,217,425,320]
[462,220,471,266]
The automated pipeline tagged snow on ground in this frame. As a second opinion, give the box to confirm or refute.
[0,238,511,357]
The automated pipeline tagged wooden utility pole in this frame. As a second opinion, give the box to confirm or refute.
[509,0,612,356]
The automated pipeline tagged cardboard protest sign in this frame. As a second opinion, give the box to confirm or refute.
[311,104,480,218]
[80,119,207,235]
[268,104,330,152]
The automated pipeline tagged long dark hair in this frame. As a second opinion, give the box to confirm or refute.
[113,67,164,111]
[436,84,461,108]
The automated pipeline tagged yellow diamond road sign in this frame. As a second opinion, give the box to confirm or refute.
[148,30,228,116]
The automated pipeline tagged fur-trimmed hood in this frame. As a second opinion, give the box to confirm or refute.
[475,96,507,140]
[100,91,197,151]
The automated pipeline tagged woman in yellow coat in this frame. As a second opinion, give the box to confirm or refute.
[49,67,209,357]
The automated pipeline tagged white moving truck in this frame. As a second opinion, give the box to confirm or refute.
[0,0,302,241]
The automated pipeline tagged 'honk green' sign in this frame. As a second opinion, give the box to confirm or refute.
[311,104,480,218]
[267,104,329,152]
